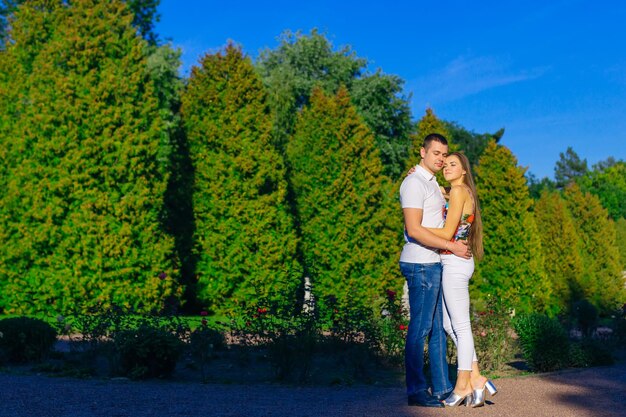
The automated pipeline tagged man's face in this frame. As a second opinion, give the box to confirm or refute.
[420,141,448,174]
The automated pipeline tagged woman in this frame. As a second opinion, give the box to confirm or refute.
[426,152,497,407]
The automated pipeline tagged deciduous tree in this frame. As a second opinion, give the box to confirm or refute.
[256,29,412,177]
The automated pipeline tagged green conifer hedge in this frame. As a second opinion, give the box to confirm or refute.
[287,86,402,310]
[0,0,180,315]
[181,45,302,315]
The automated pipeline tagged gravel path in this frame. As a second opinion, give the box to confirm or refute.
[1,363,625,417]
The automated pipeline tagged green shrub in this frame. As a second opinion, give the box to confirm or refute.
[0,317,57,363]
[613,316,626,343]
[114,326,184,379]
[189,325,226,382]
[230,294,319,383]
[513,313,570,372]
[569,338,614,368]
[373,289,408,365]
[571,299,598,336]
[472,303,514,374]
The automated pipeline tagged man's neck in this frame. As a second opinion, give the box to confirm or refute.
[419,161,436,176]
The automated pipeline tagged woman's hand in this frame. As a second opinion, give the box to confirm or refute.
[406,166,416,176]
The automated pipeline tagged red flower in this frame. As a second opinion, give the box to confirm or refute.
[386,289,397,301]
[480,331,487,337]
[200,311,208,316]
[257,307,267,314]
[399,324,407,331]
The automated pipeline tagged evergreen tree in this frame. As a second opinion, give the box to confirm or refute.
[181,44,301,315]
[563,183,624,311]
[287,86,402,308]
[526,172,556,200]
[256,29,413,178]
[473,141,553,314]
[534,190,584,310]
[615,218,626,271]
[554,146,588,188]
[1,0,161,48]
[577,160,626,220]
[407,108,451,167]
[0,0,180,315]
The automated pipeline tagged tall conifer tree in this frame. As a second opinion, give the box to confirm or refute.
[407,108,452,167]
[181,44,301,315]
[534,190,583,310]
[563,183,624,311]
[473,141,553,313]
[0,0,180,315]
[287,86,402,308]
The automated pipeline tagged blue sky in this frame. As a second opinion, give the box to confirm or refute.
[155,0,626,179]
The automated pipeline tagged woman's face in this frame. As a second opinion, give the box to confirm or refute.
[443,155,466,182]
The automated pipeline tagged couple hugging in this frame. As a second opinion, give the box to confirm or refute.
[400,133,497,408]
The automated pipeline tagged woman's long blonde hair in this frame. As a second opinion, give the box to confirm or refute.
[448,152,484,260]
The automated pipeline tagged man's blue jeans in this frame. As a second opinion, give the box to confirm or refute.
[400,261,452,397]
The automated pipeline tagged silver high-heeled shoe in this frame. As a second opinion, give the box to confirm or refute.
[470,380,497,408]
[443,391,473,407]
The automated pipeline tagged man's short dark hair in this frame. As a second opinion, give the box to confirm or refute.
[422,133,448,149]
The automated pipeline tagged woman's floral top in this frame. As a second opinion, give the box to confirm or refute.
[441,203,474,254]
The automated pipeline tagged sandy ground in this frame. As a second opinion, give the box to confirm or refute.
[0,363,624,417]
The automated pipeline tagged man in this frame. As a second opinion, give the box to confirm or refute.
[399,133,471,407]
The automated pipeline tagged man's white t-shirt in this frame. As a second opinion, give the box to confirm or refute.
[399,164,445,264]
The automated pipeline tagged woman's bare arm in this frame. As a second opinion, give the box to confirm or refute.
[425,186,467,240]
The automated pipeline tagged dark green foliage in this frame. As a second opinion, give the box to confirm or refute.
[577,160,626,220]
[526,172,556,200]
[114,325,184,379]
[444,121,504,168]
[286,86,403,308]
[0,317,57,363]
[613,315,626,344]
[569,338,614,368]
[126,0,160,45]
[230,288,318,383]
[350,71,413,178]
[256,29,413,177]
[256,29,364,150]
[473,141,553,313]
[555,146,588,188]
[513,314,570,372]
[0,0,181,315]
[571,299,598,336]
[181,44,301,315]
[190,326,225,355]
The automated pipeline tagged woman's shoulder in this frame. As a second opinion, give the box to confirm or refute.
[449,184,470,198]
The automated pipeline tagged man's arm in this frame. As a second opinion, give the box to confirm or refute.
[403,207,471,259]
